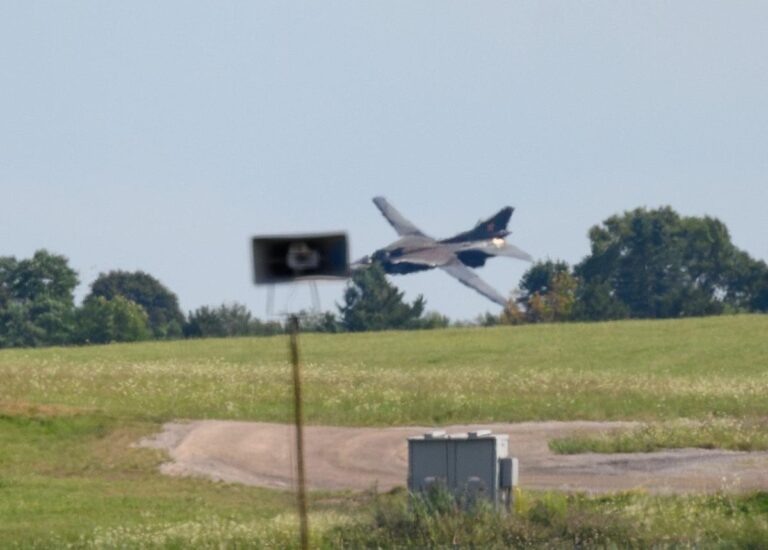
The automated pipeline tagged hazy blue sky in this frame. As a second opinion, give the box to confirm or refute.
[2,2,767,320]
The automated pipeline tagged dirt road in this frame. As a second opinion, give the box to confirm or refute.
[140,420,768,494]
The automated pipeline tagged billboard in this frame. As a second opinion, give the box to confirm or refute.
[251,233,349,284]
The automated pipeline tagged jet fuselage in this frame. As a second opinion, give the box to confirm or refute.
[371,234,512,274]
[357,197,532,306]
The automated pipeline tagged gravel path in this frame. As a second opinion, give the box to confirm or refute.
[139,420,768,494]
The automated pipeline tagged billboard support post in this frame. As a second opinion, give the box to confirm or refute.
[288,314,309,550]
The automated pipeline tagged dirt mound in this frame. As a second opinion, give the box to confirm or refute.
[139,421,768,494]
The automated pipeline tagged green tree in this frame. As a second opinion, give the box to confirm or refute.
[417,311,451,330]
[527,271,578,323]
[295,310,341,333]
[250,317,284,336]
[75,296,151,344]
[0,250,78,347]
[724,250,768,313]
[86,271,184,338]
[338,264,425,331]
[184,303,254,338]
[498,299,526,325]
[12,250,79,303]
[0,256,18,311]
[475,311,501,327]
[0,302,45,348]
[184,303,286,338]
[518,260,571,300]
[574,207,768,320]
[515,260,577,323]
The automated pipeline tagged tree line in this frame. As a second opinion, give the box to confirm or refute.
[0,248,436,347]
[2,206,767,348]
[0,253,184,347]
[497,207,768,325]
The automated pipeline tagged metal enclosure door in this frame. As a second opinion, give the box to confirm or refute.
[452,438,497,502]
[408,439,449,492]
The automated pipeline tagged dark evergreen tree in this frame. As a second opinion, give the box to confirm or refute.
[338,264,425,331]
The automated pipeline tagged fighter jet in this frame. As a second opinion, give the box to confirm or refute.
[355,197,532,306]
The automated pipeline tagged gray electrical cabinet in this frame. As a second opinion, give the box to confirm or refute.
[408,430,518,510]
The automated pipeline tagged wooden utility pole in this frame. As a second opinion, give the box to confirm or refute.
[288,315,309,550]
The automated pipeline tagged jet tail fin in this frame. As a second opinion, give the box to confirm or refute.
[442,206,514,243]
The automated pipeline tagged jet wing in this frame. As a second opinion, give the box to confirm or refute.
[440,260,508,306]
[372,197,426,237]
[390,245,455,267]
[489,243,533,262]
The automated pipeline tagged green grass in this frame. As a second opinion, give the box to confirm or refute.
[330,488,768,549]
[550,417,768,454]
[30,486,766,548]
[0,410,308,547]
[1,315,768,547]
[2,315,768,425]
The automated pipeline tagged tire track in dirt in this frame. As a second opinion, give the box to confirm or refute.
[139,421,768,494]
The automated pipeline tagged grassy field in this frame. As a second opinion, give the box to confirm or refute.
[1,315,767,547]
[2,314,768,425]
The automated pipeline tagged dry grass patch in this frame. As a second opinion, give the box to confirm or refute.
[0,400,93,417]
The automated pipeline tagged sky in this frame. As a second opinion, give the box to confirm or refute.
[2,2,767,321]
